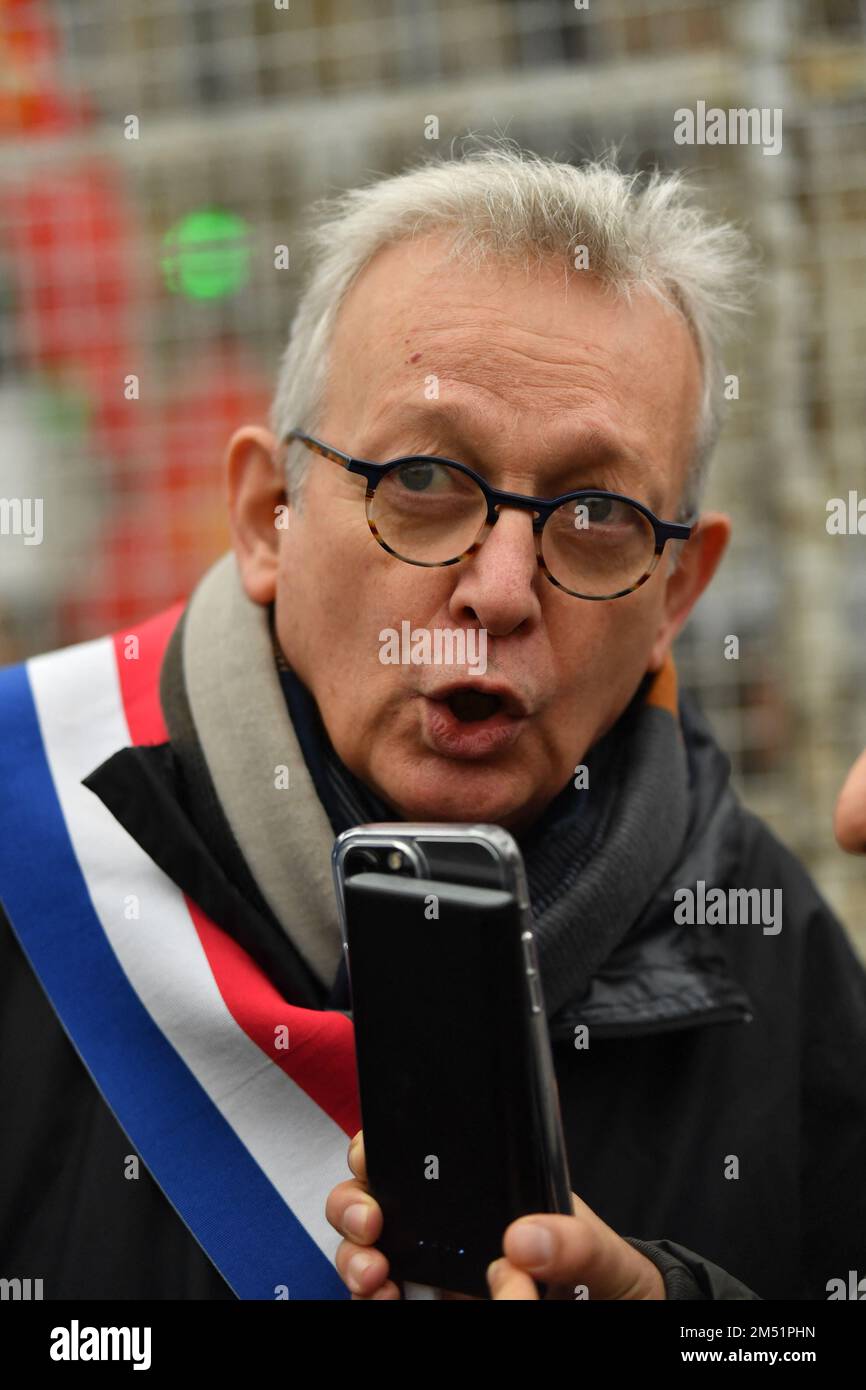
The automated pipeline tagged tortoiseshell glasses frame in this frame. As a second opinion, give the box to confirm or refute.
[283,429,694,601]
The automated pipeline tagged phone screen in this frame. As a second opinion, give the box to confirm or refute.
[343,870,552,1295]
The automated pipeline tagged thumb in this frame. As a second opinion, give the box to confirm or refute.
[501,1194,665,1300]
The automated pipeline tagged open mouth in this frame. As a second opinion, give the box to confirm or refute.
[421,685,527,759]
[445,689,504,723]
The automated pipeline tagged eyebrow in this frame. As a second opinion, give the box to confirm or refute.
[365,402,665,514]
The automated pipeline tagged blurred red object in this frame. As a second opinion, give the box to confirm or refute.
[1,0,137,463]
[1,1,273,645]
[0,0,93,133]
[58,343,272,637]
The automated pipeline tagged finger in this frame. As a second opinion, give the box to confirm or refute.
[324,1177,383,1245]
[502,1204,663,1300]
[335,1236,391,1297]
[363,1281,402,1300]
[348,1130,367,1183]
[487,1258,540,1301]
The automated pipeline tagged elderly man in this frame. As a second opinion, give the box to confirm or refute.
[1,147,864,1303]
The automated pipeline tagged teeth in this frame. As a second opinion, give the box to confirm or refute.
[446,689,502,722]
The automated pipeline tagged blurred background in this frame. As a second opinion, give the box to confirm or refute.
[1,0,865,952]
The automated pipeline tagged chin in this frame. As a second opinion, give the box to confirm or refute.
[380,763,540,830]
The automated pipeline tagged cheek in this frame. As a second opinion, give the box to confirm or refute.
[552,589,657,675]
[546,592,661,729]
[274,522,424,690]
[273,524,346,685]
[280,503,365,622]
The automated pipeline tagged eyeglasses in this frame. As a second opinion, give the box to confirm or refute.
[283,430,693,601]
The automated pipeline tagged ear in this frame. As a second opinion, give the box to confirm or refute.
[646,511,731,673]
[226,425,286,606]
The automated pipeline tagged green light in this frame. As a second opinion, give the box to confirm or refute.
[161,208,251,300]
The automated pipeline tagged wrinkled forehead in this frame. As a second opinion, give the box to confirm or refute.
[321,232,703,500]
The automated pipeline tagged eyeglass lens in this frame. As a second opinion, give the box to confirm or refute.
[368,459,656,597]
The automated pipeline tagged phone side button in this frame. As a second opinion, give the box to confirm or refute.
[527,971,543,1013]
[520,932,536,974]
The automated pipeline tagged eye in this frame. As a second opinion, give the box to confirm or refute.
[396,460,450,493]
[582,496,615,524]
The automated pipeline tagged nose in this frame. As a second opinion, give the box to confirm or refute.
[447,504,543,636]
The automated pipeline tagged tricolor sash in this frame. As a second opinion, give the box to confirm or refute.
[0,605,360,1299]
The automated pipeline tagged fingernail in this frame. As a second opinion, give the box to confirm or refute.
[347,1251,375,1292]
[487,1258,506,1288]
[509,1221,554,1268]
[343,1202,370,1239]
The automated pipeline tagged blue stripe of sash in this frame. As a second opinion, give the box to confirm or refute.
[0,661,347,1300]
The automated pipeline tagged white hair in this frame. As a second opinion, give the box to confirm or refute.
[269,140,757,521]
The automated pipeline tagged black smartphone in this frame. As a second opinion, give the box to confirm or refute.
[331,823,573,1299]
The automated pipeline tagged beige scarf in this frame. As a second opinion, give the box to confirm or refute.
[178,551,343,988]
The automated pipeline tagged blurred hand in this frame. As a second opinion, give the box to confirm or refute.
[835,748,866,854]
[325,1130,666,1301]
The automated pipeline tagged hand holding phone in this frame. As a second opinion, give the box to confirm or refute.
[327,1127,667,1301]
[331,823,573,1298]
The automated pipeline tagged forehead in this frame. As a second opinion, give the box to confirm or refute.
[323,232,703,491]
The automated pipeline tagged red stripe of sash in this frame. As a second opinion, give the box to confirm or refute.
[111,607,361,1137]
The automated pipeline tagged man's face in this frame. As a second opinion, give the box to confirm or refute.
[234,233,719,835]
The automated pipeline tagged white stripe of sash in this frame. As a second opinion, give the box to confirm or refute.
[28,636,347,1277]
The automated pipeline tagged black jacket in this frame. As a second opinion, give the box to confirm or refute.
[1,686,865,1301]
[546,696,866,1301]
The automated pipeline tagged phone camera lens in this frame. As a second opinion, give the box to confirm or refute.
[348,849,379,873]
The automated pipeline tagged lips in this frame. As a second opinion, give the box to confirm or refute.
[419,681,530,760]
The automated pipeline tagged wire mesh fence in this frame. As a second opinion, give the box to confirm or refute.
[1,0,865,950]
